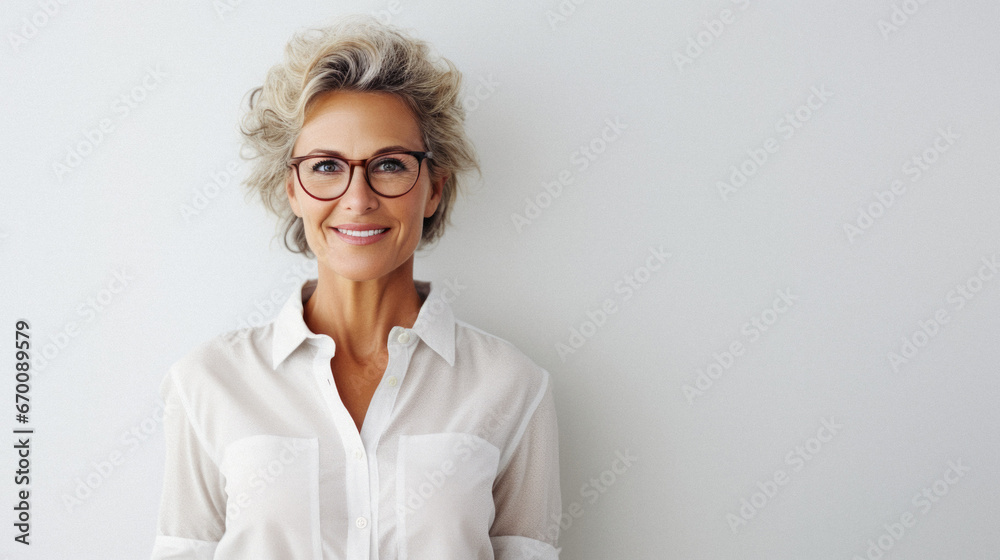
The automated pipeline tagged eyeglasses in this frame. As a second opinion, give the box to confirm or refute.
[288,150,433,201]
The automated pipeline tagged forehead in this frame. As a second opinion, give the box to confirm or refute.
[296,90,423,153]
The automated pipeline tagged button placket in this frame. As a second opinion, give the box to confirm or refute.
[381,328,415,392]
[352,326,418,557]
[310,343,371,558]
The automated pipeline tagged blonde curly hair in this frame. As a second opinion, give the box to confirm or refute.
[238,14,480,257]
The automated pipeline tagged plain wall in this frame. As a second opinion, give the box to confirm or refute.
[1,0,998,558]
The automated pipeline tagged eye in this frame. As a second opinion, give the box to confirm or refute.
[370,157,409,174]
[310,158,345,174]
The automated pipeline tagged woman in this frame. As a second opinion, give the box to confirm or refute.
[151,14,562,560]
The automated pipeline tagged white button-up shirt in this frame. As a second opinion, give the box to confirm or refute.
[151,278,561,559]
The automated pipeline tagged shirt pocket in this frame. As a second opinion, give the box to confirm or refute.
[396,432,500,560]
[217,434,321,560]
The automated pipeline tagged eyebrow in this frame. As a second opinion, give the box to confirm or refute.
[296,145,416,159]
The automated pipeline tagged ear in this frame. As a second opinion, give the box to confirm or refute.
[424,171,448,218]
[286,169,302,218]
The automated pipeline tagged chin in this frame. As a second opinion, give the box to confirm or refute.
[318,250,388,280]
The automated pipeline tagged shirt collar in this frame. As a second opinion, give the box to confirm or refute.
[271,277,456,370]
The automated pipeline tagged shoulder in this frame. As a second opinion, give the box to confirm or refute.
[160,324,274,399]
[452,318,551,402]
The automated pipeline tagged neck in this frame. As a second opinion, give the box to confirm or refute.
[303,257,424,363]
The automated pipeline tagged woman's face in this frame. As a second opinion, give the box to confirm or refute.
[286,90,445,283]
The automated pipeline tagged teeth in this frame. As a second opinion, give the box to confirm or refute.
[337,228,387,238]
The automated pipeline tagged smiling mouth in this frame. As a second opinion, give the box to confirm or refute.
[334,228,389,238]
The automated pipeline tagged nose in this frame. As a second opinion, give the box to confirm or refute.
[339,162,380,210]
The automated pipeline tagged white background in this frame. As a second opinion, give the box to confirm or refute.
[1,0,999,558]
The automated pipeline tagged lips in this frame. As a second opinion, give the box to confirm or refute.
[329,225,391,245]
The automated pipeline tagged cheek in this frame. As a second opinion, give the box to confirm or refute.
[405,202,429,235]
[300,200,332,223]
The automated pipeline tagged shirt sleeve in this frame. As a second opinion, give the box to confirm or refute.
[150,368,226,560]
[490,370,562,559]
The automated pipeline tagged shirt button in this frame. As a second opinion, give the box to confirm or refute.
[356,516,368,529]
[397,331,411,344]
[353,448,364,460]
[386,376,398,387]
